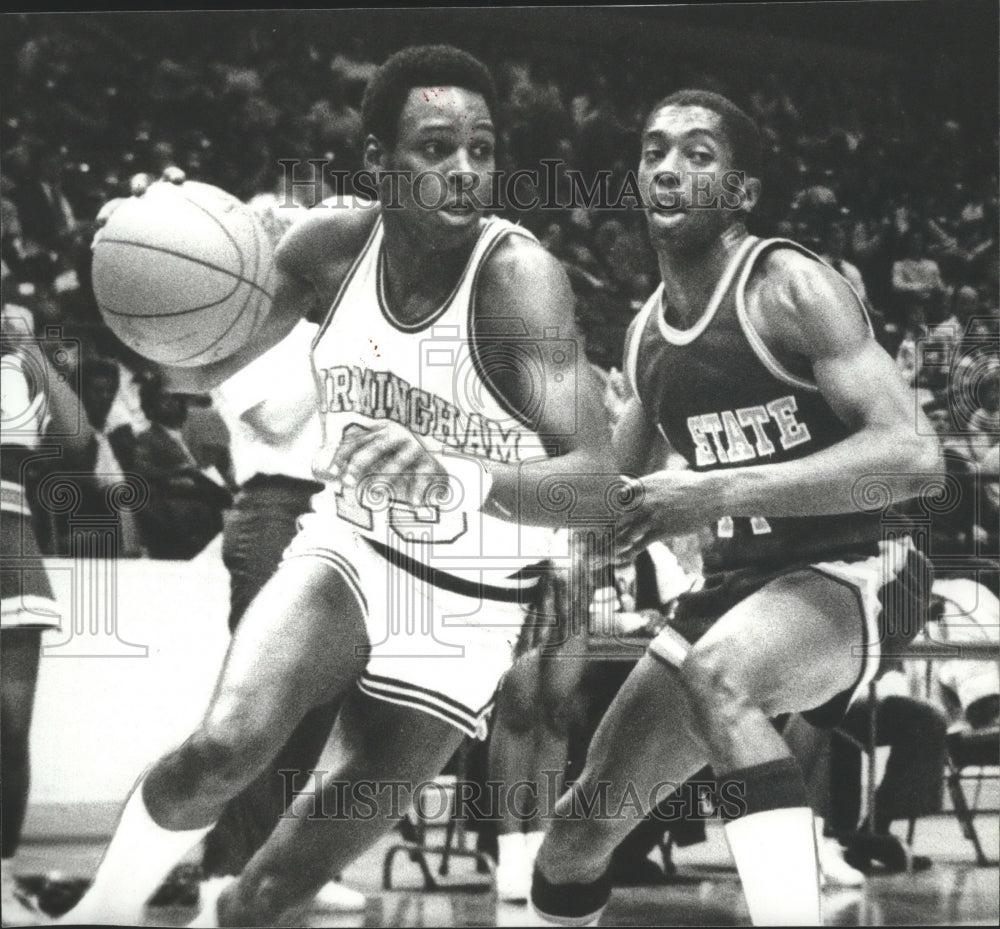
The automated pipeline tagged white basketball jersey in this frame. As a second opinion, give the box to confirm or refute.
[310,214,554,584]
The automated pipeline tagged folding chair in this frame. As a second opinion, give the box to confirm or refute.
[944,724,999,866]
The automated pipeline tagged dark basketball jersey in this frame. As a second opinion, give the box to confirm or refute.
[624,236,883,573]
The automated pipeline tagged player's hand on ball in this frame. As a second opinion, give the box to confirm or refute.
[159,166,187,185]
[325,421,450,509]
[94,198,126,234]
[130,167,187,196]
[95,167,189,239]
[612,470,716,563]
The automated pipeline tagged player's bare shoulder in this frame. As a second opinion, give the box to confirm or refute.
[747,243,870,359]
[275,197,380,301]
[474,226,573,328]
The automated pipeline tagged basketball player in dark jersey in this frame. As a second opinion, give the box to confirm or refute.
[529,90,943,926]
[62,46,612,927]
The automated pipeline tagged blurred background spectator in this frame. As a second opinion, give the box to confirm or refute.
[131,373,232,559]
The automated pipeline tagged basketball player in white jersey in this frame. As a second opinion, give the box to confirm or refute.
[528,91,943,926]
[63,45,612,927]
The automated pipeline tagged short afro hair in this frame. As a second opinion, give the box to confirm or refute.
[361,44,497,150]
[647,89,762,178]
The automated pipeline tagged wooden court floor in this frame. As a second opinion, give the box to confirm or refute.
[15,813,998,926]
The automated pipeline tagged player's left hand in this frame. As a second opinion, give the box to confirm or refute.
[94,168,189,243]
[325,420,450,509]
[612,470,716,563]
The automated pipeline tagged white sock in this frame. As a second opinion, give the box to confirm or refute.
[814,815,864,888]
[725,806,822,926]
[1,855,17,890]
[498,832,526,867]
[67,778,213,924]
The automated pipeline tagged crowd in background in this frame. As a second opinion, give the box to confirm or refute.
[1,13,997,562]
[0,14,997,909]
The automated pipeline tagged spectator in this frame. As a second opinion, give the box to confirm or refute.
[3,18,996,374]
[132,374,231,559]
[79,357,137,473]
[930,578,1000,731]
[7,145,81,290]
[892,229,945,334]
[1,180,27,275]
[786,663,948,877]
[779,714,866,888]
[302,74,363,173]
[327,37,377,100]
[831,665,948,874]
[27,354,145,558]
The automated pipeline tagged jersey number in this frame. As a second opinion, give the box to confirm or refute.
[335,484,468,544]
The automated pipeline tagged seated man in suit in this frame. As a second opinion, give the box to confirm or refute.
[133,374,232,559]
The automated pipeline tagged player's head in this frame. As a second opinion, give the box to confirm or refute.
[362,45,497,151]
[638,89,762,251]
[362,45,498,245]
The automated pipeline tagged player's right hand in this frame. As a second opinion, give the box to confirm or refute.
[321,420,451,510]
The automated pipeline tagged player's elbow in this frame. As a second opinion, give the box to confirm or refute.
[893,429,944,496]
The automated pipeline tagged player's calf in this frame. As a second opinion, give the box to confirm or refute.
[533,779,622,886]
[144,724,278,830]
[677,638,824,923]
[529,861,611,927]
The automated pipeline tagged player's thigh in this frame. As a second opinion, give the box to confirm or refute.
[325,688,464,780]
[494,650,542,733]
[204,557,368,734]
[687,569,864,718]
[279,688,467,834]
[538,646,588,736]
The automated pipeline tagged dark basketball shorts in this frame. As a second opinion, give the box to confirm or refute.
[648,536,932,727]
[1,485,62,631]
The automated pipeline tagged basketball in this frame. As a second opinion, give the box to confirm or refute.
[91,180,275,367]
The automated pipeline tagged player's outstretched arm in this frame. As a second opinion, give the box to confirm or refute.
[612,395,667,476]
[712,252,943,509]
[610,312,669,476]
[471,235,618,527]
[615,252,944,559]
